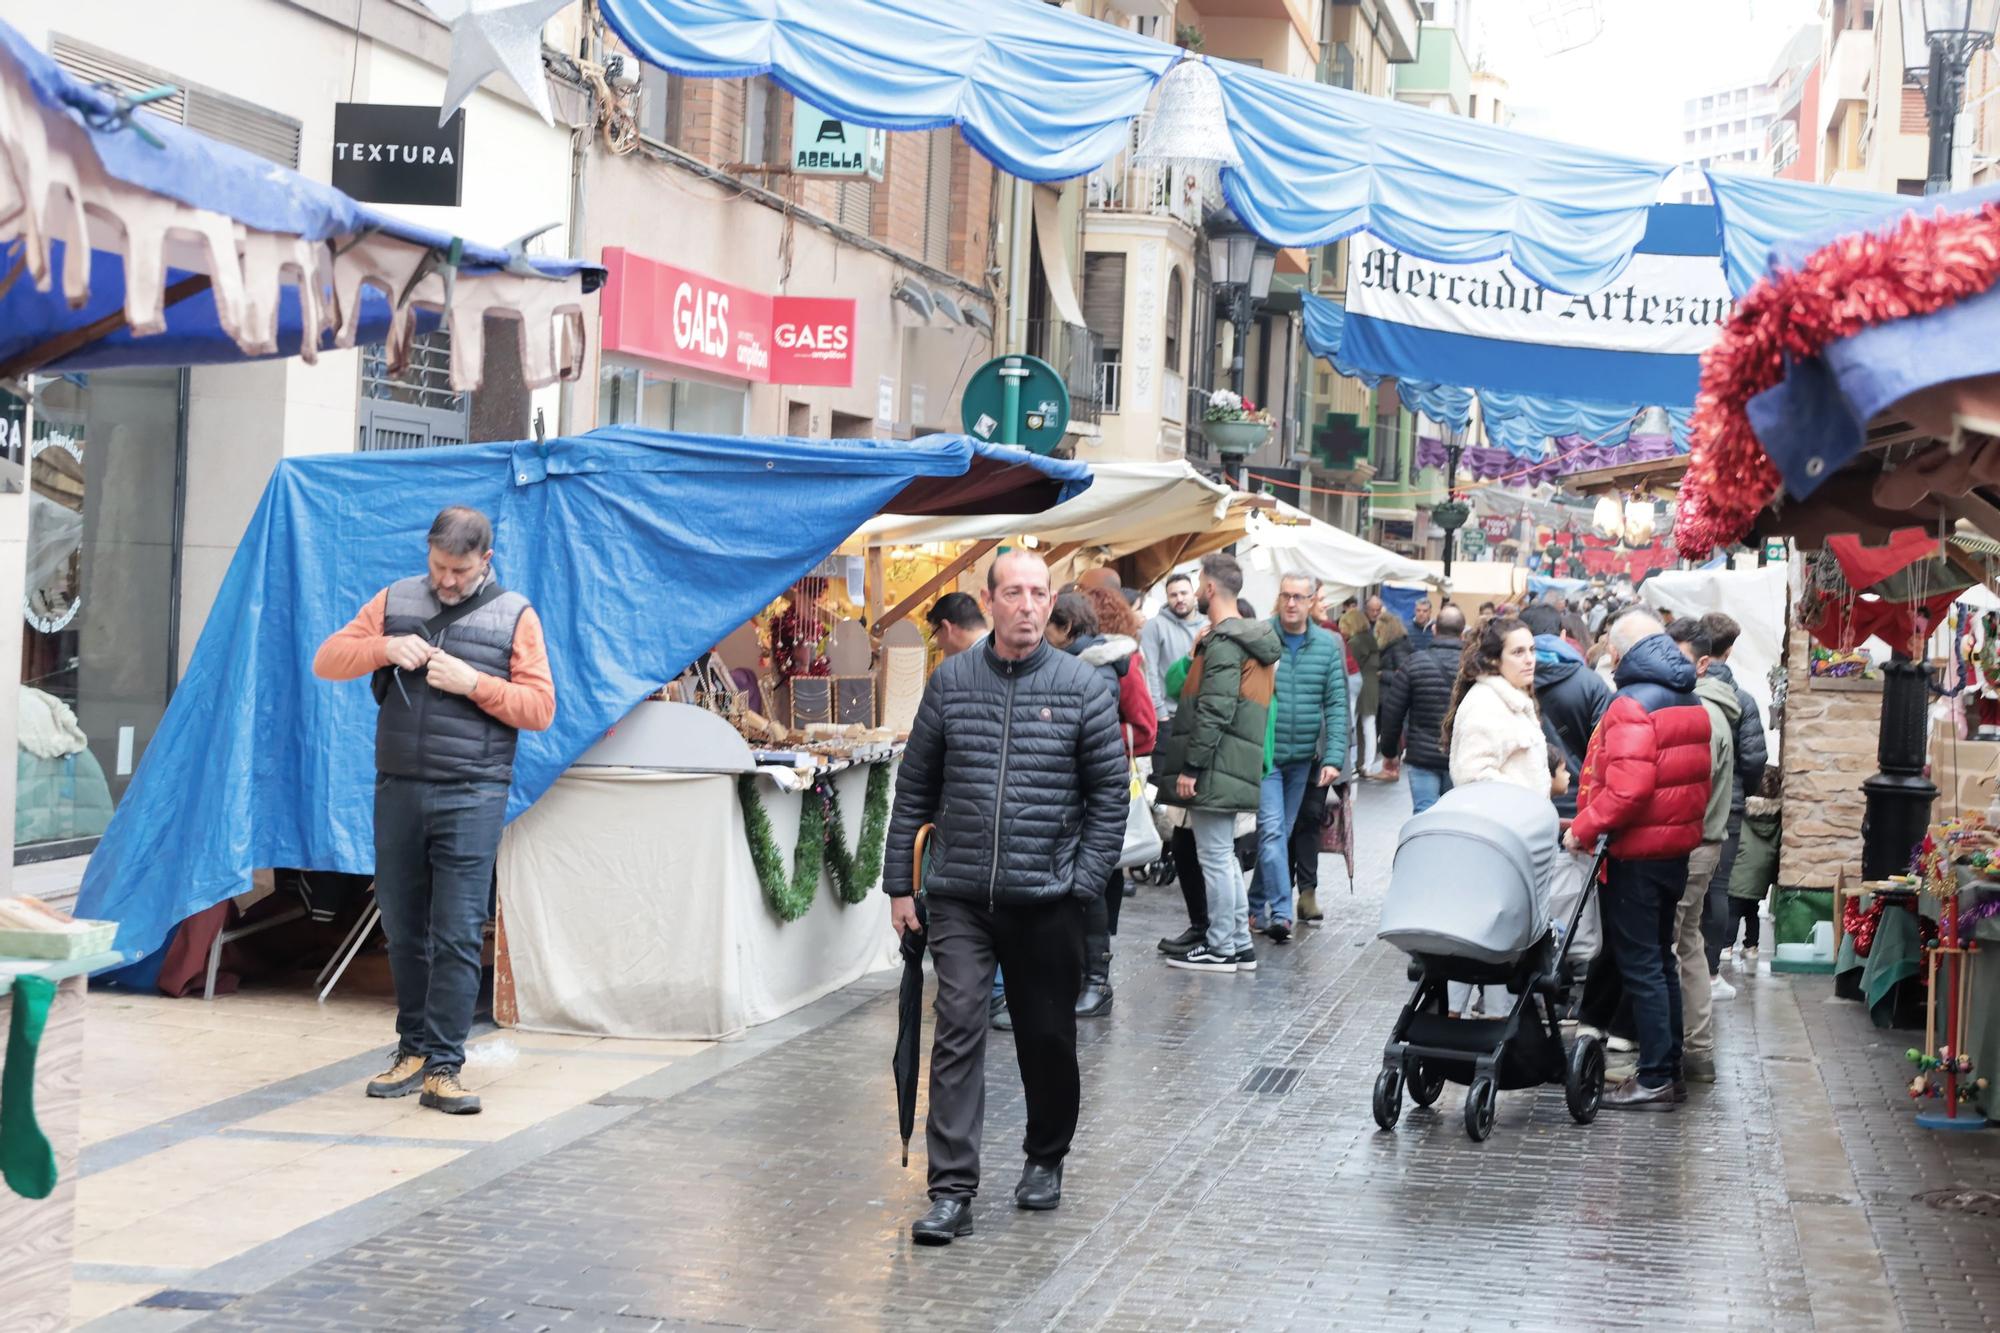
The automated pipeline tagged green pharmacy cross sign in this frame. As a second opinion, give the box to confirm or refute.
[961,355,1071,456]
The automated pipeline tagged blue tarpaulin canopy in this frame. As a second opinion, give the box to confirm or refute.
[74,430,1089,978]
[1741,183,2000,502]
[0,19,600,390]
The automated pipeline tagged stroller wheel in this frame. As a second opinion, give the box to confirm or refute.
[1371,1068,1403,1131]
[1405,1060,1446,1108]
[1463,1077,1497,1142]
[1566,1034,1606,1124]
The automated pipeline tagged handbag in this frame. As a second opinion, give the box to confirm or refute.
[1116,759,1163,869]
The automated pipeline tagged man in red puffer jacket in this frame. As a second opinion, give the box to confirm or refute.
[1565,609,1712,1113]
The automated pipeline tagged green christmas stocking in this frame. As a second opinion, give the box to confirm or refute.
[1,975,58,1200]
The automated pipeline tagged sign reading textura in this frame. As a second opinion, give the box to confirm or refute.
[331,104,465,207]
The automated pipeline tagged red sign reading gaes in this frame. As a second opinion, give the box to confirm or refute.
[601,248,856,388]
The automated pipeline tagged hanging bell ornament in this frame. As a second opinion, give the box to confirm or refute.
[1135,59,1243,174]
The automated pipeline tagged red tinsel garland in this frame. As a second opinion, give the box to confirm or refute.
[1676,201,2000,559]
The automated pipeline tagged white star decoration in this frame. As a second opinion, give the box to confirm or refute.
[421,0,570,128]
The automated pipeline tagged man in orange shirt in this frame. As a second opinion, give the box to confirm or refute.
[313,506,555,1115]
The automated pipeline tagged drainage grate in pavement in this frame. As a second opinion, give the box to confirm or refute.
[138,1290,237,1311]
[1916,1188,2000,1219]
[1242,1065,1304,1096]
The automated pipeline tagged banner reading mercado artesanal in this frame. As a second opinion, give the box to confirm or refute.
[1340,204,1728,409]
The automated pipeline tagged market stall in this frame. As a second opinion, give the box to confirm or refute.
[855,460,1278,615]
[0,18,609,1316]
[494,704,900,1040]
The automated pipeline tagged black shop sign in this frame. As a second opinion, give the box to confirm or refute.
[331,104,465,207]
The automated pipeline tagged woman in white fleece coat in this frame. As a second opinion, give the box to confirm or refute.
[1444,616,1549,796]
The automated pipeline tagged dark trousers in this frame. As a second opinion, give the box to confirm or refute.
[1174,826,1207,931]
[1082,867,1123,979]
[1600,856,1688,1088]
[373,775,509,1073]
[925,895,1086,1202]
[1703,813,1743,973]
[1724,895,1762,949]
[1291,781,1329,895]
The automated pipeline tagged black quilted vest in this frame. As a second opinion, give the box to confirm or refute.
[375,574,531,783]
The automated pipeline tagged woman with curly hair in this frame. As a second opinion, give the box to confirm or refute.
[1441,615,1548,794]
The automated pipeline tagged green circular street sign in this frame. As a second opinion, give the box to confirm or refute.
[961,355,1071,455]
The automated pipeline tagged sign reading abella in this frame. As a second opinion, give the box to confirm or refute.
[1341,204,1729,407]
[790,101,886,179]
[601,249,857,387]
[331,104,464,207]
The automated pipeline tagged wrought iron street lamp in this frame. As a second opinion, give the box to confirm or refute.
[1206,218,1276,396]
[1902,0,2000,192]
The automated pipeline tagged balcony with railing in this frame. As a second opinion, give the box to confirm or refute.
[1085,115,1220,230]
[1025,320,1108,429]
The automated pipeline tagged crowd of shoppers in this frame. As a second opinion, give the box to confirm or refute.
[886,559,1782,1244]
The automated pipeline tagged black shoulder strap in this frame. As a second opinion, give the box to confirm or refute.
[370,581,509,707]
[420,579,507,641]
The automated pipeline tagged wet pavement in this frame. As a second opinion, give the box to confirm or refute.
[97,779,2000,1331]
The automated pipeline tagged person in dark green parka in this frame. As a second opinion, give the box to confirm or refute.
[1154,553,1281,974]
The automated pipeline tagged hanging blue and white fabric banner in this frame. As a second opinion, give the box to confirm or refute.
[1339,204,1727,409]
[1300,292,1689,461]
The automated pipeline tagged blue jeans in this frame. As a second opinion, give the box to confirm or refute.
[374,775,510,1074]
[1191,809,1251,955]
[1249,761,1312,925]
[993,965,1005,1001]
[1601,856,1688,1088]
[1407,765,1453,817]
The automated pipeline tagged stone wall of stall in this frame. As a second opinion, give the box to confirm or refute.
[1779,623,1879,889]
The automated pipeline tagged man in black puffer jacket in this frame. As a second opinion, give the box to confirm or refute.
[884,551,1127,1246]
[1531,628,1614,819]
[1376,603,1466,815]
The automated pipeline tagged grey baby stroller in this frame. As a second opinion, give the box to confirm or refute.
[1373,781,1609,1142]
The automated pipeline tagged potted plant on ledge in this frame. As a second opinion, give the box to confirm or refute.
[1202,390,1273,455]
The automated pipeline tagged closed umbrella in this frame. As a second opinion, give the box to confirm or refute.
[893,825,933,1167]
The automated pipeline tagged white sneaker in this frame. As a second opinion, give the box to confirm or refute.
[1711,974,1737,1000]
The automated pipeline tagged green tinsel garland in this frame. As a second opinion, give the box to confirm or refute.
[737,762,891,920]
[736,773,825,923]
[824,762,892,905]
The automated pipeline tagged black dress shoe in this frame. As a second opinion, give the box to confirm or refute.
[1076,978,1113,1017]
[1016,1161,1063,1211]
[911,1197,974,1245]
[1158,925,1204,957]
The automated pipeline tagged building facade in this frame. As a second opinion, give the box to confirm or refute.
[2,0,582,871]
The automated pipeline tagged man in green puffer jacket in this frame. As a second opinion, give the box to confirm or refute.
[1248,573,1348,942]
[1153,553,1282,974]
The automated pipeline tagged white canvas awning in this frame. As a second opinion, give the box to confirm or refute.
[1237,503,1436,607]
[857,460,1249,553]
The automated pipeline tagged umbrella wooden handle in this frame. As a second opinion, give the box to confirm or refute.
[912,823,934,898]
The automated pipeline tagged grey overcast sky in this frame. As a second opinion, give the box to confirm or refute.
[1473,0,1826,164]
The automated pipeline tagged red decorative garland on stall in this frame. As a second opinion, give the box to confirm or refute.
[1676,201,2000,559]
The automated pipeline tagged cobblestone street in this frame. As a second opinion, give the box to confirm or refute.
[92,782,2000,1332]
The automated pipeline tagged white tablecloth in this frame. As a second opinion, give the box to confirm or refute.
[496,763,898,1040]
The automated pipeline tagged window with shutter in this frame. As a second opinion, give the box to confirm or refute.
[50,35,300,167]
[838,181,874,233]
[1164,268,1184,373]
[923,130,953,269]
[1081,253,1126,350]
